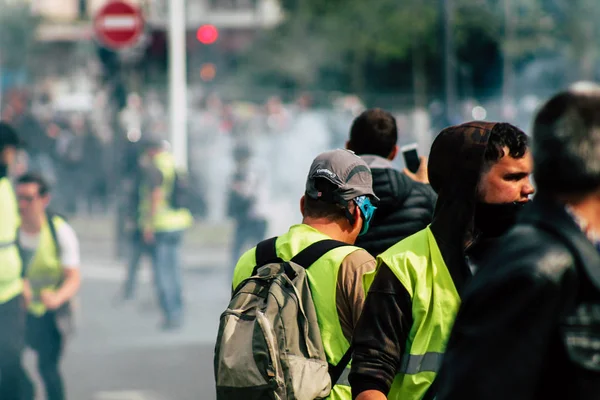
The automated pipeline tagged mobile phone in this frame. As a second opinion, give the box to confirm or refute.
[401,143,420,174]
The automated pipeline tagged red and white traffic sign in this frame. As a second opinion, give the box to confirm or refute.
[94,1,144,50]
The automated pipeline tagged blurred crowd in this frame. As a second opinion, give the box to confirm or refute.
[0,83,380,224]
[0,80,539,229]
[1,89,111,216]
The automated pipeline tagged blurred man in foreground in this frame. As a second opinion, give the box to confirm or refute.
[0,122,29,400]
[350,122,535,400]
[436,85,600,400]
[18,173,81,400]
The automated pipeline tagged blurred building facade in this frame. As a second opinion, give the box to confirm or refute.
[32,0,282,41]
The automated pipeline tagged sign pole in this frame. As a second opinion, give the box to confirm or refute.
[94,1,144,260]
[169,0,188,171]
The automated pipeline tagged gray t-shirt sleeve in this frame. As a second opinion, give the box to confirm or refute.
[336,249,378,342]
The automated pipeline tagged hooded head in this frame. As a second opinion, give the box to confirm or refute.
[428,121,534,254]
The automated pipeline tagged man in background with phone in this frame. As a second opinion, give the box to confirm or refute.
[346,108,437,257]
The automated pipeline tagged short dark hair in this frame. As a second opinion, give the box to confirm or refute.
[532,88,600,195]
[303,178,347,221]
[483,123,529,168]
[348,108,398,157]
[17,173,49,196]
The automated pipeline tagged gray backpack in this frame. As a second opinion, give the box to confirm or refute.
[214,237,353,400]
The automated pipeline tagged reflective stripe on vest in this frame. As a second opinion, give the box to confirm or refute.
[0,177,23,303]
[400,352,444,375]
[379,226,460,400]
[26,216,65,316]
[232,224,363,400]
[139,152,192,232]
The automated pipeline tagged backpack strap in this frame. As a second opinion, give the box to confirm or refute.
[16,227,27,277]
[46,212,61,259]
[329,345,353,386]
[290,239,349,268]
[16,212,62,277]
[252,237,281,275]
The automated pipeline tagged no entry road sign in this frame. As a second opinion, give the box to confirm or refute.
[94,1,144,50]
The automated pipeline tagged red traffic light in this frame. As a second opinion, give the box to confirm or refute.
[196,25,218,44]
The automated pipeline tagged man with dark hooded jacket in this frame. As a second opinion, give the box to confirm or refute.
[435,86,600,400]
[346,109,437,257]
[350,121,535,400]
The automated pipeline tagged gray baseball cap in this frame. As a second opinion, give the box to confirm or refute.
[305,149,379,204]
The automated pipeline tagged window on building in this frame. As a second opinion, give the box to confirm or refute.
[79,0,87,18]
[210,0,256,11]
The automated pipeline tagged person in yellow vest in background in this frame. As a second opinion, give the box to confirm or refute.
[16,173,81,400]
[138,137,193,330]
[0,122,30,400]
[232,149,379,400]
[350,122,535,400]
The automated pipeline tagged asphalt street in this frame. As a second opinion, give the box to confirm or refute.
[24,218,234,400]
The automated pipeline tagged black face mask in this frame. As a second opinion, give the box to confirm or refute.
[474,201,529,238]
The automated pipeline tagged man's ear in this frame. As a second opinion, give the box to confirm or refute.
[43,194,51,208]
[388,145,399,161]
[351,201,362,229]
[300,195,306,217]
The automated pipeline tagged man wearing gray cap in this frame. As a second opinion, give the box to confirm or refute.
[231,149,379,400]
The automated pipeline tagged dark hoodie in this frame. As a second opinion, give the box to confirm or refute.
[350,122,520,398]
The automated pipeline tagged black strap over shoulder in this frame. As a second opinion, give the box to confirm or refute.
[273,239,349,282]
[16,211,63,277]
[255,236,279,265]
[329,345,353,386]
[252,237,281,275]
[16,227,26,278]
[46,212,61,259]
[290,239,348,269]
[253,237,349,275]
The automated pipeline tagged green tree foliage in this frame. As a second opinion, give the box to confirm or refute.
[244,0,440,96]
[243,0,600,100]
[549,0,600,80]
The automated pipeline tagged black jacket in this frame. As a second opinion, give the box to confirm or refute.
[436,195,600,400]
[355,156,436,257]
